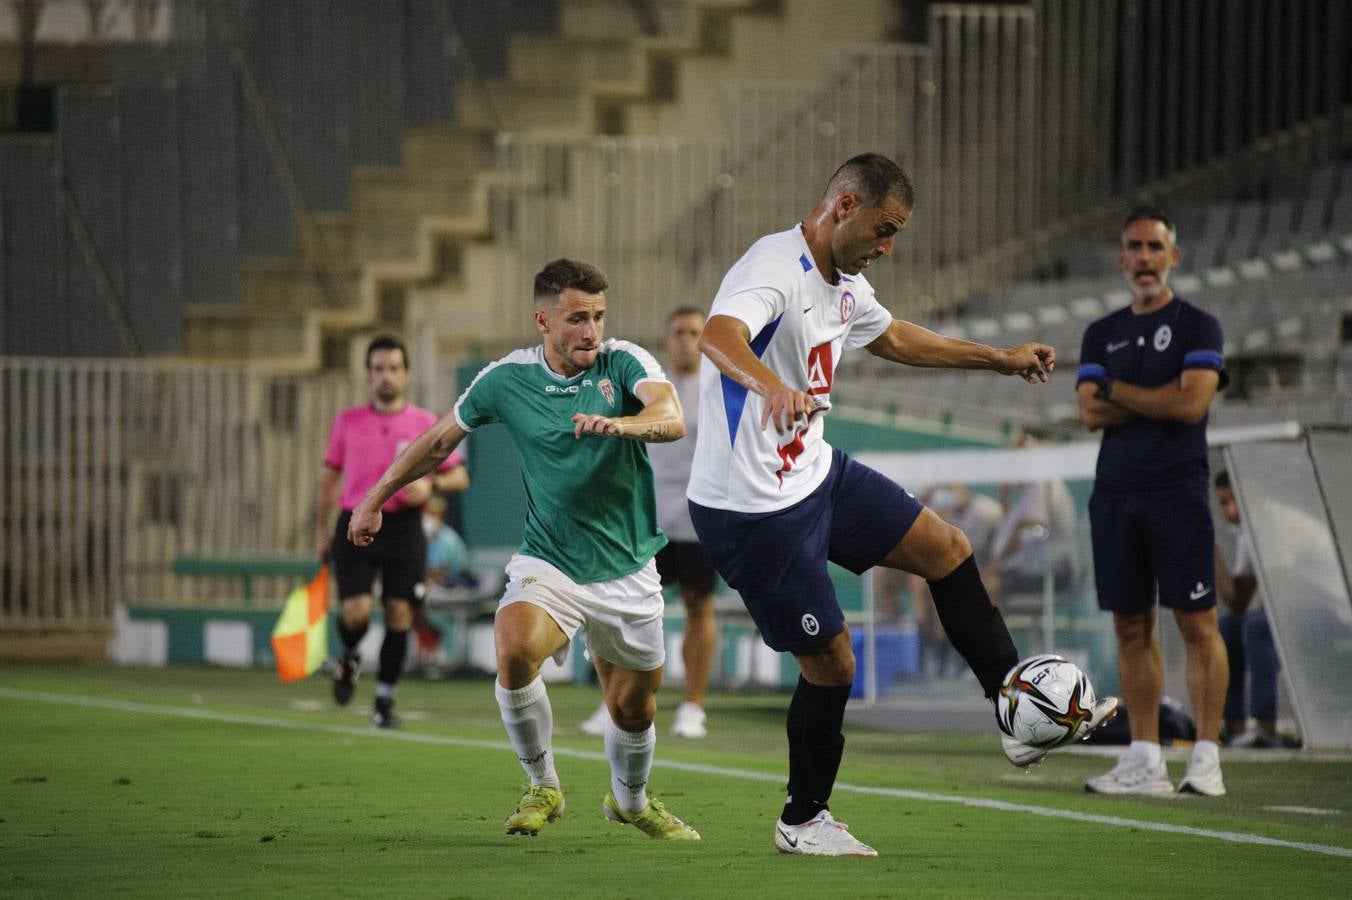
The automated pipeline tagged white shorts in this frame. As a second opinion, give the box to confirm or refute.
[498,554,666,672]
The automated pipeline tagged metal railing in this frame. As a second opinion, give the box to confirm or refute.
[0,358,358,629]
[488,1,1352,336]
[492,134,733,346]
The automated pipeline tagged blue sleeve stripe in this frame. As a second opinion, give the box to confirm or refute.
[1076,363,1107,383]
[722,313,784,449]
[1184,349,1224,369]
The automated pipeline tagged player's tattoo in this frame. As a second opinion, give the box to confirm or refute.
[636,422,675,440]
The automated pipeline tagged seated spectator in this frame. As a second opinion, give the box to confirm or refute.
[988,435,1078,604]
[1213,470,1281,748]
[423,493,470,587]
[412,493,473,670]
[887,483,1003,679]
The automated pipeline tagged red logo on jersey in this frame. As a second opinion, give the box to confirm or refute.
[840,291,855,323]
[807,343,834,396]
[775,404,829,487]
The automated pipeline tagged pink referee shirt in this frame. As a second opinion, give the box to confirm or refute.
[323,404,465,512]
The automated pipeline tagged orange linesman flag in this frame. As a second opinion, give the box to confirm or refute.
[271,567,330,682]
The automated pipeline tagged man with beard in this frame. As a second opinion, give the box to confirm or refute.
[348,260,699,841]
[1077,207,1229,796]
[317,335,468,727]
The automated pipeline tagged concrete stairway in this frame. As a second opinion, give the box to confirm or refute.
[181,0,897,372]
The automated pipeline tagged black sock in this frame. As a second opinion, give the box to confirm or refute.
[781,676,852,826]
[378,629,409,687]
[339,619,368,655]
[928,554,1019,699]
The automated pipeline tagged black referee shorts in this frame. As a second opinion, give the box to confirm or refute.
[330,509,427,605]
[655,539,717,597]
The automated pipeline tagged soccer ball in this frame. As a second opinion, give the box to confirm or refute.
[997,654,1099,749]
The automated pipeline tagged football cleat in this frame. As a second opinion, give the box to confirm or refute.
[1002,695,1120,767]
[1084,755,1174,795]
[1177,754,1226,796]
[505,785,565,835]
[774,810,877,857]
[671,701,708,739]
[602,792,700,840]
[370,696,400,729]
[331,652,359,707]
[578,702,610,737]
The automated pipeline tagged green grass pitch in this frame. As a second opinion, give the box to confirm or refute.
[3,664,1350,898]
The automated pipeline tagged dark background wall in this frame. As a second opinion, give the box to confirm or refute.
[0,0,558,356]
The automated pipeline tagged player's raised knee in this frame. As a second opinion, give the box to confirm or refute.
[941,524,974,570]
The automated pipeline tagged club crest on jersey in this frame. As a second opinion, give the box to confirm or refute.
[1153,324,1172,351]
[840,291,855,323]
[597,377,616,407]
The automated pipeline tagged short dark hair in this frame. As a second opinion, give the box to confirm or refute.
[1123,205,1177,240]
[534,258,609,304]
[1214,469,1231,489]
[825,153,915,210]
[667,306,705,323]
[366,334,408,369]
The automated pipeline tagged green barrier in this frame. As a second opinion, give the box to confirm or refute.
[172,556,319,606]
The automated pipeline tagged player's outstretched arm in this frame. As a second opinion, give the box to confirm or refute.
[571,380,685,442]
[699,314,812,433]
[348,413,469,546]
[865,320,1054,383]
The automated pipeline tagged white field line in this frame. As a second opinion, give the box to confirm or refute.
[6,687,1351,860]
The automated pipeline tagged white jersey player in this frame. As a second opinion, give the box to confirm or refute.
[688,153,1116,857]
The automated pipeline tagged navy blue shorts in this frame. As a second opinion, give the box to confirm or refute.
[1089,488,1216,614]
[688,448,924,652]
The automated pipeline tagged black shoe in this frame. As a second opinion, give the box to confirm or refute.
[371,696,400,729]
[332,653,359,707]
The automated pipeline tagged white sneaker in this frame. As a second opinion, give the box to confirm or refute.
[1084,753,1174,795]
[1227,729,1280,749]
[1002,696,1120,767]
[1178,754,1226,796]
[578,702,610,736]
[774,810,877,857]
[671,701,708,739]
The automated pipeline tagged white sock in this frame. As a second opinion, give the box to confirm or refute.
[376,682,395,700]
[495,677,559,788]
[1130,740,1162,767]
[1193,740,1220,765]
[604,720,654,814]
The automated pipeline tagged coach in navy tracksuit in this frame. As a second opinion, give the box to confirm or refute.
[1076,206,1230,798]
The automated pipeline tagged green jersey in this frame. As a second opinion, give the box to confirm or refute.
[453,340,669,584]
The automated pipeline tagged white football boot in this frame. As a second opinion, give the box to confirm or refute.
[1002,695,1121,767]
[578,702,610,737]
[671,701,708,739]
[774,810,877,857]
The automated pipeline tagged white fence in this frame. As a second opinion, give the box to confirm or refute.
[491,2,1352,335]
[492,135,733,345]
[0,358,358,630]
